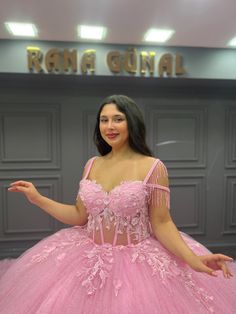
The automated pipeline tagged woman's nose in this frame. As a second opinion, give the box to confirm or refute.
[107,120,114,129]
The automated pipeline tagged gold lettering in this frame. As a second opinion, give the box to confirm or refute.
[63,49,77,72]
[175,54,185,76]
[26,47,186,77]
[140,51,155,76]
[107,51,121,73]
[124,48,137,74]
[45,48,61,72]
[27,47,43,73]
[159,53,173,77]
[81,50,96,74]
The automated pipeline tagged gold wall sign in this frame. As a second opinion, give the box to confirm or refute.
[27,47,185,77]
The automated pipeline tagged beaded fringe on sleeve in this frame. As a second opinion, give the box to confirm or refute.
[145,160,170,209]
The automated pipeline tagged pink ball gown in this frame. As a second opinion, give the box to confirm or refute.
[0,157,235,313]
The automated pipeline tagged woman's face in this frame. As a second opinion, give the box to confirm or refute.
[99,103,129,149]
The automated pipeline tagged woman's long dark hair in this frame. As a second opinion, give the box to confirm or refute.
[93,95,153,156]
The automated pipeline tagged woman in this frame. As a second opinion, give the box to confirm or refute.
[0,95,235,313]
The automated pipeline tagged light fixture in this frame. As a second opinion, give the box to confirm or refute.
[78,25,106,40]
[5,22,38,37]
[228,37,236,47]
[144,28,174,43]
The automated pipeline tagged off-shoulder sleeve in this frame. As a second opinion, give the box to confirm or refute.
[145,160,170,209]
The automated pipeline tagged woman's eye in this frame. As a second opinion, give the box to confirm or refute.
[114,118,123,122]
[100,119,107,123]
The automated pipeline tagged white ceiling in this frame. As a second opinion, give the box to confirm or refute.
[0,0,236,49]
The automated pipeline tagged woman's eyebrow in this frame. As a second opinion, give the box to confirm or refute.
[100,114,125,118]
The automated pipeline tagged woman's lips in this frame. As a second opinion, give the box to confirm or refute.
[106,133,119,139]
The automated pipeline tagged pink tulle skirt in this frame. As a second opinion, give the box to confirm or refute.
[0,226,235,313]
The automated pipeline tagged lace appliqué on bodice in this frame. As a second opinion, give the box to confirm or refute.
[78,157,170,246]
[79,179,151,245]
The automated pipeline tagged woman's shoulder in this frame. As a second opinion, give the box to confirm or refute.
[84,155,107,173]
[141,155,156,163]
[138,156,168,177]
[137,155,160,167]
[142,156,166,167]
[84,156,97,167]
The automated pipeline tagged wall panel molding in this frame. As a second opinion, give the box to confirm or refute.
[169,175,206,235]
[225,107,236,168]
[0,103,61,170]
[82,109,98,163]
[146,105,207,169]
[223,175,236,234]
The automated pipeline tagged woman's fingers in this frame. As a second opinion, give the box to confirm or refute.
[201,254,233,266]
[213,254,233,262]
[204,254,233,262]
[198,263,217,277]
[199,254,234,278]
[9,181,31,188]
[8,182,31,193]
[218,261,233,278]
[8,186,26,192]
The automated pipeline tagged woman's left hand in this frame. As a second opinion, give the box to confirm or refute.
[186,253,233,278]
[199,254,233,278]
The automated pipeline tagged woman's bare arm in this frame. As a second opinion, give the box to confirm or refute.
[8,180,88,226]
[150,177,233,278]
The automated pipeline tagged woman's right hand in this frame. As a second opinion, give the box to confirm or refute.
[8,181,42,205]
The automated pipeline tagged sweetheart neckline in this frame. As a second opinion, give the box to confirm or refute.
[81,178,144,194]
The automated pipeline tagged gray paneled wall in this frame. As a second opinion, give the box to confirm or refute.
[224,107,236,234]
[146,103,207,236]
[0,74,235,258]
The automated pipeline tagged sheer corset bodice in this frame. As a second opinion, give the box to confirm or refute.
[78,157,170,246]
[79,179,151,245]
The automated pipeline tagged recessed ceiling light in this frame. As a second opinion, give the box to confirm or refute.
[228,37,236,47]
[78,25,106,40]
[5,22,38,37]
[144,28,174,43]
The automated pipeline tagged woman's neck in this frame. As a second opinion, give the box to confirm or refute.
[107,146,143,161]
[107,145,137,161]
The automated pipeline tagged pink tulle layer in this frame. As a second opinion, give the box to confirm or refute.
[0,227,235,314]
